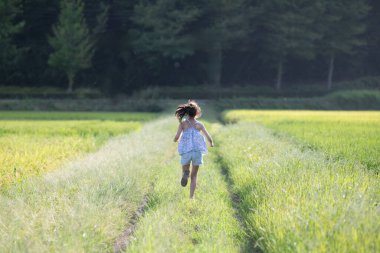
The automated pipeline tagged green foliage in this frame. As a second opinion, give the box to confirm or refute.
[198,0,251,85]
[0,0,378,90]
[0,98,166,111]
[335,76,380,90]
[216,90,380,110]
[317,0,369,89]
[92,2,109,38]
[318,0,369,56]
[257,0,322,62]
[325,89,380,108]
[0,86,102,98]
[195,0,251,50]
[0,0,24,74]
[48,0,95,92]
[131,0,200,59]
[130,0,251,85]
[255,0,323,89]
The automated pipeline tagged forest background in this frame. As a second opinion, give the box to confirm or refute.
[1,0,379,96]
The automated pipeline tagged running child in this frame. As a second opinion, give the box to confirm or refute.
[173,100,214,199]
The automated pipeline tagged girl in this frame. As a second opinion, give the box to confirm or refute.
[173,100,214,199]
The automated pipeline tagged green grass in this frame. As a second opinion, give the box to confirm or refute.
[216,122,380,253]
[0,118,174,252]
[0,111,157,121]
[127,123,243,253]
[0,112,157,187]
[223,110,380,171]
[0,117,245,253]
[1,107,379,252]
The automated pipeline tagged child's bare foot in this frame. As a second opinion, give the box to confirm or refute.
[181,170,190,187]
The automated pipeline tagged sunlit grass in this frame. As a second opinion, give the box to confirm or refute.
[127,123,243,253]
[0,118,173,252]
[0,111,157,121]
[223,110,380,171]
[216,122,380,253]
[0,112,157,187]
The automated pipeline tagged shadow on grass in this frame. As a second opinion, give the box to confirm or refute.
[215,154,263,253]
[114,182,158,253]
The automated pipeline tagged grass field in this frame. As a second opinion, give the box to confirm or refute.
[0,111,157,121]
[0,118,172,252]
[220,110,380,252]
[223,110,380,172]
[1,108,379,252]
[0,112,156,187]
[0,116,245,253]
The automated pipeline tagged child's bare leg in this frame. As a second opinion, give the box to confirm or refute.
[182,164,190,173]
[190,165,199,199]
[181,165,190,187]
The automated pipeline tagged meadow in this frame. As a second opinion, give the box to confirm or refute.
[0,116,246,253]
[1,108,379,252]
[0,118,173,252]
[223,110,380,171]
[0,112,156,187]
[220,110,380,252]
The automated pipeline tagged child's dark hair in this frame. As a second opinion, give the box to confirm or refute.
[175,100,202,122]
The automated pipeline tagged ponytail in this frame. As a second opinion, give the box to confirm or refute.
[175,100,201,122]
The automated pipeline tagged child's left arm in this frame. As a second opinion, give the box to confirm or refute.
[173,123,183,142]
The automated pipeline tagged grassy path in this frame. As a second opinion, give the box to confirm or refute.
[126,124,243,253]
[0,117,177,252]
[0,115,246,253]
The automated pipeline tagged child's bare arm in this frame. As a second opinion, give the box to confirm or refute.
[173,123,183,142]
[200,124,214,147]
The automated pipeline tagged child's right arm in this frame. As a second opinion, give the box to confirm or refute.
[200,124,214,147]
[173,123,183,142]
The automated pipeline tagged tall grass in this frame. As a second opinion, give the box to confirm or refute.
[0,111,157,121]
[127,123,243,253]
[0,120,141,187]
[223,110,380,172]
[0,118,175,252]
[216,122,380,252]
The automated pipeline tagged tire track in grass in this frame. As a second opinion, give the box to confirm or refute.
[0,117,177,253]
[125,124,243,253]
[216,122,380,253]
[216,153,263,253]
[114,185,152,253]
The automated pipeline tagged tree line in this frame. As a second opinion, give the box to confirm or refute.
[1,0,378,93]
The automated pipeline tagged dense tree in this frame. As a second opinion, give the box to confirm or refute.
[48,0,95,93]
[131,0,250,86]
[0,0,379,92]
[0,0,24,81]
[195,0,251,86]
[318,0,369,90]
[367,0,380,74]
[255,0,322,90]
[131,0,199,60]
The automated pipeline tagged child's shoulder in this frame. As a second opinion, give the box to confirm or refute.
[195,120,204,127]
